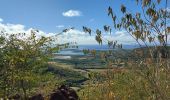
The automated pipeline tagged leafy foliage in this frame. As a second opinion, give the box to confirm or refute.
[80,0,170,100]
[0,29,71,99]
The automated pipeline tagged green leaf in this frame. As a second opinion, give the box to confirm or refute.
[83,26,92,35]
[166,27,170,33]
[158,35,164,43]
[142,0,151,7]
[121,4,126,14]
[95,35,102,45]
[104,25,110,32]
[96,29,102,36]
[108,6,113,16]
[146,8,156,17]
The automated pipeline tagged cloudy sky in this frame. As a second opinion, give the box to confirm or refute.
[0,0,168,45]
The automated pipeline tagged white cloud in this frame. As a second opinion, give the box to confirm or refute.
[0,23,25,33]
[0,22,95,45]
[56,29,136,45]
[165,7,170,12]
[0,22,56,41]
[56,25,64,28]
[62,10,82,17]
[104,31,135,44]
[0,18,3,22]
[56,29,97,45]
[0,21,136,45]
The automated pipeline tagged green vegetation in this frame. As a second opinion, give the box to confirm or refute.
[0,29,74,99]
[80,0,170,99]
[47,62,87,86]
[0,0,170,100]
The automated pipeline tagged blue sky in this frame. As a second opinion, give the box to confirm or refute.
[0,0,169,45]
[0,0,139,32]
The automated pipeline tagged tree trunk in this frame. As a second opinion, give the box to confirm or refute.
[21,79,27,100]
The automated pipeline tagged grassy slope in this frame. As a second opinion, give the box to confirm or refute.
[46,62,87,86]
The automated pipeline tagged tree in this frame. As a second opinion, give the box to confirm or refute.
[0,28,72,99]
[82,0,170,99]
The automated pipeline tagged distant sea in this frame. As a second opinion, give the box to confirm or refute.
[55,45,140,56]
[78,45,140,50]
